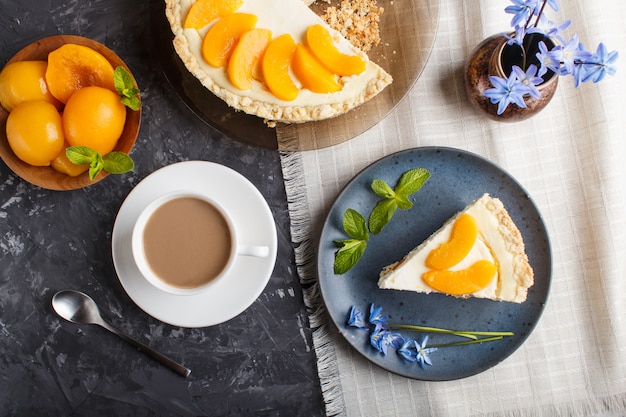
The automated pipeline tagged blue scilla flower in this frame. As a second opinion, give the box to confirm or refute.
[485,0,617,114]
[398,339,418,362]
[576,43,620,86]
[347,305,368,329]
[346,303,515,369]
[415,336,437,368]
[512,64,543,98]
[370,328,404,355]
[551,34,593,76]
[505,0,540,28]
[536,40,562,76]
[368,303,388,328]
[505,25,527,47]
[524,13,570,45]
[484,69,532,115]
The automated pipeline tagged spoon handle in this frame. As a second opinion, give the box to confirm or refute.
[98,321,191,377]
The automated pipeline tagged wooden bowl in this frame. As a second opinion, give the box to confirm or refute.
[0,35,141,191]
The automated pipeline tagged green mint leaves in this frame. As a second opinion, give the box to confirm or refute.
[66,146,134,181]
[114,66,141,111]
[369,168,431,234]
[333,168,430,275]
[333,209,369,275]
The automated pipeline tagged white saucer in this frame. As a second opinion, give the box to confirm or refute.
[112,161,277,327]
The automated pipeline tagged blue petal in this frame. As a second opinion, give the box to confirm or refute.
[414,337,437,368]
[488,75,509,90]
[347,306,368,329]
[576,43,619,85]
[511,65,527,80]
[484,89,506,104]
[546,0,559,11]
[398,339,417,362]
[370,329,385,353]
[504,5,531,28]
[379,331,404,355]
[368,304,388,326]
[496,98,511,115]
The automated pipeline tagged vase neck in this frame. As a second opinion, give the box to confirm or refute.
[491,34,557,85]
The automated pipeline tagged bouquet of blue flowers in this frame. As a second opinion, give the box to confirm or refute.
[484,0,619,115]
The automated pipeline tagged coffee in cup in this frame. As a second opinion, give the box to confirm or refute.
[132,191,269,295]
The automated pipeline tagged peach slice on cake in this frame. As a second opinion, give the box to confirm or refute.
[228,28,272,90]
[305,24,366,76]
[183,0,243,30]
[425,213,478,270]
[202,13,258,68]
[422,260,498,296]
[292,44,342,94]
[262,34,298,102]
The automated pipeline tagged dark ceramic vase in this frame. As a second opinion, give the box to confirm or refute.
[464,33,559,122]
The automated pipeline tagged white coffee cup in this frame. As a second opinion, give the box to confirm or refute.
[132,190,269,296]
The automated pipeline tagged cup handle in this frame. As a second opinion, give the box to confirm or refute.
[238,244,270,258]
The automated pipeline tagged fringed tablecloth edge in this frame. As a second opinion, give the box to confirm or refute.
[280,151,347,417]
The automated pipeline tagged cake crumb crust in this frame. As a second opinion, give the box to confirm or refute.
[484,195,535,303]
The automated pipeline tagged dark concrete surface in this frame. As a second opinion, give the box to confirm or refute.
[0,0,325,415]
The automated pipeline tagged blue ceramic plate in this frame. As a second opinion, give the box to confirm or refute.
[317,147,551,380]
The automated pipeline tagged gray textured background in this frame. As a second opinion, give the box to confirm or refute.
[0,0,324,415]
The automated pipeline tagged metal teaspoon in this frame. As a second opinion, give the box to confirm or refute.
[51,289,191,377]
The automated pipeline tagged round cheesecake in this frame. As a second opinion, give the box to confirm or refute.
[165,0,392,123]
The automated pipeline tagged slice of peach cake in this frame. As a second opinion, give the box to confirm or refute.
[378,194,535,303]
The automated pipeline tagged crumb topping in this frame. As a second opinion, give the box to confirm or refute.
[321,0,384,53]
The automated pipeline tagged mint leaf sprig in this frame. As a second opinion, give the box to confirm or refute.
[113,66,141,111]
[369,168,430,234]
[66,146,134,180]
[333,168,430,275]
[333,209,369,275]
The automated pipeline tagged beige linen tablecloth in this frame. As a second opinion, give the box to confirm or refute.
[280,0,626,415]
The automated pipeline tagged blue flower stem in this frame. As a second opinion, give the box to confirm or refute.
[429,336,507,348]
[388,324,514,340]
[524,0,547,30]
[454,330,514,337]
[534,0,548,28]
[388,324,477,339]
[517,0,550,71]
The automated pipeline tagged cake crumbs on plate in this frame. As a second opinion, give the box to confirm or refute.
[320,0,384,53]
